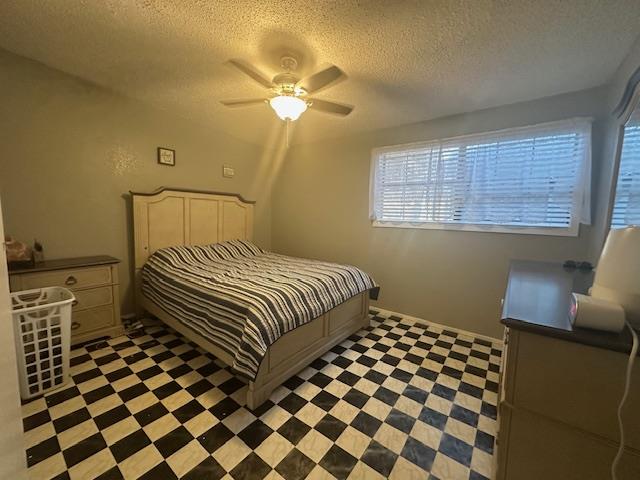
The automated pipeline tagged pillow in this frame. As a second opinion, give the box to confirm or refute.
[206,239,264,260]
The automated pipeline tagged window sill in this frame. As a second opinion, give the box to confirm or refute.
[371,220,579,237]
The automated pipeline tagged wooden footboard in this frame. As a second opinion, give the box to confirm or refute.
[141,292,370,410]
[247,292,370,409]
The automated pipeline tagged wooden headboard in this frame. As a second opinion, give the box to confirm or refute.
[131,186,254,268]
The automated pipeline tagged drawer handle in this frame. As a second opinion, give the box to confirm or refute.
[65,276,78,286]
[71,322,81,330]
[72,300,79,307]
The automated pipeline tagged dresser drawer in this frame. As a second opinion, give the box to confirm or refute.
[503,405,640,480]
[512,331,640,451]
[72,287,113,312]
[71,305,115,337]
[20,266,112,291]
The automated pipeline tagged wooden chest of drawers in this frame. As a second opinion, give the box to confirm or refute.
[497,261,640,480]
[9,256,123,345]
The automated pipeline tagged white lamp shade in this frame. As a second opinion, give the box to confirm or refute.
[591,226,640,326]
[269,95,307,121]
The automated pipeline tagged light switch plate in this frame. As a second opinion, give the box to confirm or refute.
[223,165,235,178]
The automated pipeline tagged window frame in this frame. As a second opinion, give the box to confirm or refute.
[369,118,593,237]
[607,85,640,230]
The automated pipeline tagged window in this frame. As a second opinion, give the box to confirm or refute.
[611,110,640,228]
[370,118,592,235]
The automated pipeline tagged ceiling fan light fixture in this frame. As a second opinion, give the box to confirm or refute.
[269,95,307,121]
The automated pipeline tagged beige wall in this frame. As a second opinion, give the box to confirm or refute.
[0,49,273,315]
[1,44,630,340]
[272,88,609,338]
[0,197,27,479]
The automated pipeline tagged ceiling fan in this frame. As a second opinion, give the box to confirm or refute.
[220,56,353,122]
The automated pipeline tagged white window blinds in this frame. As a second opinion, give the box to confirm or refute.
[611,111,640,228]
[370,118,592,235]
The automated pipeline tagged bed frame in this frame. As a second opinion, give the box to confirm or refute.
[130,187,370,409]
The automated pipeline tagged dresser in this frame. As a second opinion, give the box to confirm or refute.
[9,256,123,345]
[497,261,640,480]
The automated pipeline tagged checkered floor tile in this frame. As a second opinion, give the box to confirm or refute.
[21,310,501,480]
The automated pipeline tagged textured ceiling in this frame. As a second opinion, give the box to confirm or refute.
[0,0,639,146]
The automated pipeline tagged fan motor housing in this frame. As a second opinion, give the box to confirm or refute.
[273,72,300,90]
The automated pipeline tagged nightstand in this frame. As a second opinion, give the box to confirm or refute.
[9,256,123,345]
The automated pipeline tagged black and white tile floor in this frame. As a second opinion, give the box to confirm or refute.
[22,310,501,480]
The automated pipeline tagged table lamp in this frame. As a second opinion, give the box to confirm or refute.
[591,226,640,330]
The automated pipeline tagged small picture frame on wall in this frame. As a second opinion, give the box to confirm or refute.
[157,147,175,166]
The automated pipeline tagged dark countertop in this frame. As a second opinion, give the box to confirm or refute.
[501,260,638,356]
[8,255,120,275]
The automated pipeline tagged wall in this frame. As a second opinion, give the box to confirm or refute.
[272,87,609,338]
[0,197,27,479]
[1,43,631,339]
[0,49,273,314]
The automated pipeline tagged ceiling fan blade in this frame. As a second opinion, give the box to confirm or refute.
[298,65,346,94]
[227,59,274,89]
[309,98,354,116]
[220,98,268,107]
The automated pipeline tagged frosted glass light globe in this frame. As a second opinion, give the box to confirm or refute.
[269,95,307,121]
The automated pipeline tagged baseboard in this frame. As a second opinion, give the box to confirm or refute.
[371,306,503,346]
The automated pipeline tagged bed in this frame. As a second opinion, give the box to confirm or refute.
[131,187,377,409]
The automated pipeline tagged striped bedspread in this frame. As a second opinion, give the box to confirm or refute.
[141,240,377,380]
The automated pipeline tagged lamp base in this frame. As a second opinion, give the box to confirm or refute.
[570,294,626,332]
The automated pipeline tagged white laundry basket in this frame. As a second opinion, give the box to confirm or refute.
[11,287,75,399]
